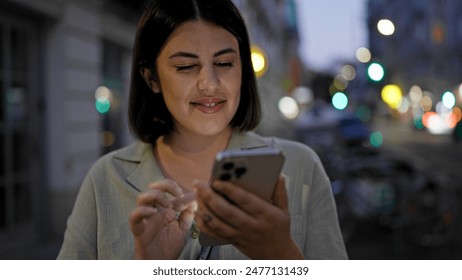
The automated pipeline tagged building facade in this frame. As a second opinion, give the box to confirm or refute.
[367,0,462,98]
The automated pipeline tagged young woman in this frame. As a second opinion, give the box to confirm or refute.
[57,0,348,260]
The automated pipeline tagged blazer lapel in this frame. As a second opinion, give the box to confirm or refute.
[113,141,165,193]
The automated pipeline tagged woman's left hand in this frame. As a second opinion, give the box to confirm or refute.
[194,175,304,259]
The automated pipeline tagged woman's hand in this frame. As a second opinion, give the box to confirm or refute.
[129,179,197,259]
[194,175,304,259]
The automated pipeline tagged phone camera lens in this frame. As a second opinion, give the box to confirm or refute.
[222,162,234,170]
[234,167,247,178]
[219,173,232,181]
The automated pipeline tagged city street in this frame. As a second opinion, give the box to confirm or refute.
[344,117,462,259]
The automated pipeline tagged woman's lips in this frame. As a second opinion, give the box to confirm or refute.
[191,98,226,114]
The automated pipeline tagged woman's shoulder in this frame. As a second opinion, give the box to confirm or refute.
[249,132,321,162]
[88,141,151,174]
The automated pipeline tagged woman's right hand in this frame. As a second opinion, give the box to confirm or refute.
[129,179,197,259]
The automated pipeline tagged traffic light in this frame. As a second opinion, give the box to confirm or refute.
[367,62,385,82]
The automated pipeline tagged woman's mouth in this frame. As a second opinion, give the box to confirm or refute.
[191,99,226,114]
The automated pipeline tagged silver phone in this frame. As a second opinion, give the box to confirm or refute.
[198,147,285,246]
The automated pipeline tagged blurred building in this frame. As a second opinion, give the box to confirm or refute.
[0,0,302,258]
[234,0,302,138]
[367,0,462,100]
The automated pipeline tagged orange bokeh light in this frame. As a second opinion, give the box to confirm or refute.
[422,111,437,128]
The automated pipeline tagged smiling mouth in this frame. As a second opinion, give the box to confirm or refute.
[190,100,226,107]
[190,99,226,114]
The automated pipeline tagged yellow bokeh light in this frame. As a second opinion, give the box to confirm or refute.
[381,84,403,109]
[251,46,268,78]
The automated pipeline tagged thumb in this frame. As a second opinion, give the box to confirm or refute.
[271,175,288,212]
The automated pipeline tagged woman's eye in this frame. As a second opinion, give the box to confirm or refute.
[176,65,197,72]
[215,62,233,68]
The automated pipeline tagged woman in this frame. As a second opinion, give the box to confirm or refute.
[57,0,347,260]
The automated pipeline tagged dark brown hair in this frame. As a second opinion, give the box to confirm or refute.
[128,0,261,143]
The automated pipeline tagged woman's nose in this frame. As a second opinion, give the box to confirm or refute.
[197,66,219,92]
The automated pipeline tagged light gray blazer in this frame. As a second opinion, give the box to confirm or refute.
[57,131,348,259]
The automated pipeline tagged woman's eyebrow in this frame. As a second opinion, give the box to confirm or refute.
[213,48,237,57]
[168,48,237,59]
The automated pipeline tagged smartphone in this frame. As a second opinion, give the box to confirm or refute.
[198,147,285,246]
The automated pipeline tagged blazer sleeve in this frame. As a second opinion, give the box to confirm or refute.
[57,172,98,259]
[275,138,348,259]
[303,152,348,259]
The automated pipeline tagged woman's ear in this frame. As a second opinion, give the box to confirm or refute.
[140,67,161,93]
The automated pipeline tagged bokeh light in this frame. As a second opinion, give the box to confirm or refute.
[332,92,348,110]
[453,107,462,122]
[356,47,371,63]
[397,97,410,113]
[367,62,385,82]
[341,64,356,81]
[442,91,456,109]
[370,131,383,148]
[100,131,115,147]
[251,46,268,78]
[333,75,348,91]
[292,86,313,106]
[94,86,112,114]
[377,19,395,36]
[278,96,299,119]
[420,96,433,112]
[381,84,403,109]
[409,85,423,106]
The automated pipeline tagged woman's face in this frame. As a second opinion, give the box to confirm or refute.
[153,20,242,138]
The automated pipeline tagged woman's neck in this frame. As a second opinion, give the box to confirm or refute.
[154,128,233,190]
[161,127,233,156]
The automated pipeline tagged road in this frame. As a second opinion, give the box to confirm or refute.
[344,117,462,260]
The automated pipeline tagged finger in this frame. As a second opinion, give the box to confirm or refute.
[193,181,246,233]
[129,206,158,236]
[193,180,243,224]
[147,179,184,198]
[171,192,196,212]
[137,189,173,208]
[137,179,184,208]
[211,180,268,216]
[194,208,239,240]
[271,175,288,212]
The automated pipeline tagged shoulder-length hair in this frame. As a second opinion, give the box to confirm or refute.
[128,0,261,143]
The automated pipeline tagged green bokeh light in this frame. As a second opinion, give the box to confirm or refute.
[95,97,111,114]
[332,92,348,110]
[370,131,383,148]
